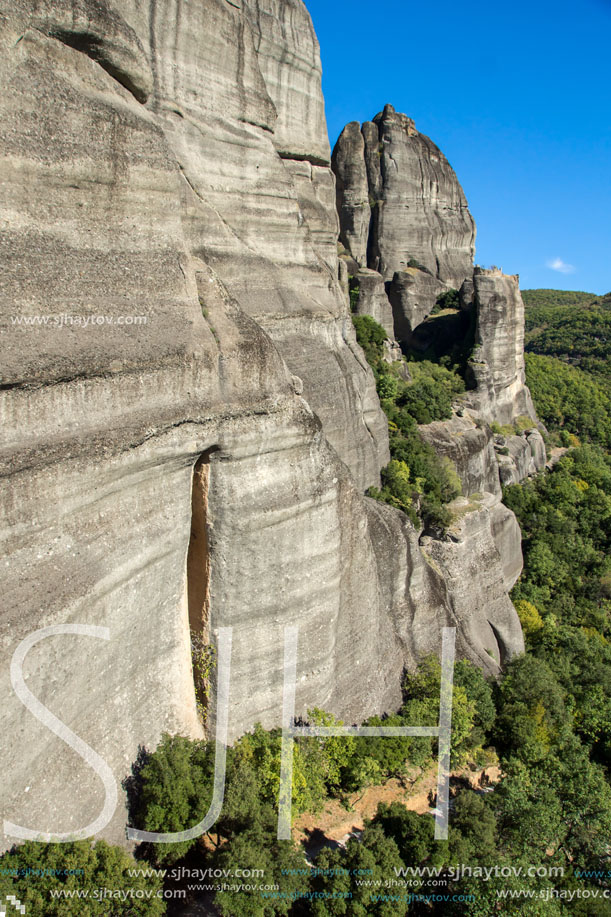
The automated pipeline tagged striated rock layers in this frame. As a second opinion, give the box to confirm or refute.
[333,103,476,335]
[1,0,528,848]
[465,268,538,425]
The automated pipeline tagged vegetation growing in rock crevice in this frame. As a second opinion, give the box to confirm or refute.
[407,288,476,376]
[430,287,460,314]
[352,314,463,528]
[190,629,216,725]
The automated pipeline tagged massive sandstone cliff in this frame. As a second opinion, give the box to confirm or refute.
[1,0,533,847]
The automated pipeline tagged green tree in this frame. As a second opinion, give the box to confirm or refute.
[370,803,436,867]
[135,733,215,864]
[495,655,570,762]
[0,841,165,916]
[214,832,308,917]
[311,823,407,917]
[514,599,544,637]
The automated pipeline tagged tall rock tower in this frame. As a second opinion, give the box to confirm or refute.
[333,103,476,339]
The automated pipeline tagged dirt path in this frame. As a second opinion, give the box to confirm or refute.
[293,764,501,854]
[546,446,568,469]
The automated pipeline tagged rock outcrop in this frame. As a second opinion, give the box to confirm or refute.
[418,416,502,499]
[351,268,395,338]
[387,268,442,343]
[333,110,543,495]
[464,268,537,425]
[333,104,476,309]
[420,493,524,669]
[1,0,530,850]
[495,430,547,486]
[332,121,370,266]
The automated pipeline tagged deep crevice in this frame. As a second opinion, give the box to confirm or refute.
[187,450,216,725]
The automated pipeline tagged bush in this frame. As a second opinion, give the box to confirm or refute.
[0,841,165,916]
[514,599,544,637]
[352,315,463,528]
[431,288,460,314]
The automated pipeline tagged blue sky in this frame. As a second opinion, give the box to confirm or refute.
[307,0,611,294]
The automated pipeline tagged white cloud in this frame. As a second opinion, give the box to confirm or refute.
[546,257,576,274]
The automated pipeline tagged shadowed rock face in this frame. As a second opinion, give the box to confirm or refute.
[332,121,370,265]
[1,0,526,848]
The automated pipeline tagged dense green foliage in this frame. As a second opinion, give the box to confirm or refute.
[523,288,610,382]
[525,353,611,448]
[504,445,611,634]
[352,314,463,527]
[523,289,611,449]
[0,841,166,916]
[522,289,600,310]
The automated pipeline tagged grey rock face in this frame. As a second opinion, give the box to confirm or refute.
[332,104,476,300]
[467,269,538,425]
[489,501,525,596]
[496,430,547,486]
[0,0,391,848]
[370,105,476,286]
[365,496,523,678]
[332,122,370,266]
[244,0,330,164]
[26,0,154,104]
[352,268,395,338]
[418,415,502,499]
[422,494,524,671]
[388,268,441,343]
[0,0,528,851]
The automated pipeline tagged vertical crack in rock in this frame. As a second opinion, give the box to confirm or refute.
[187,452,214,725]
[187,454,212,639]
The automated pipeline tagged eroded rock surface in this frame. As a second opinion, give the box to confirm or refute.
[496,430,547,486]
[421,493,524,671]
[1,0,530,849]
[418,415,501,499]
[352,268,395,338]
[333,104,475,295]
[466,268,538,425]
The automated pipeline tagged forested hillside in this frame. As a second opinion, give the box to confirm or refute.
[523,288,611,382]
[523,289,611,448]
